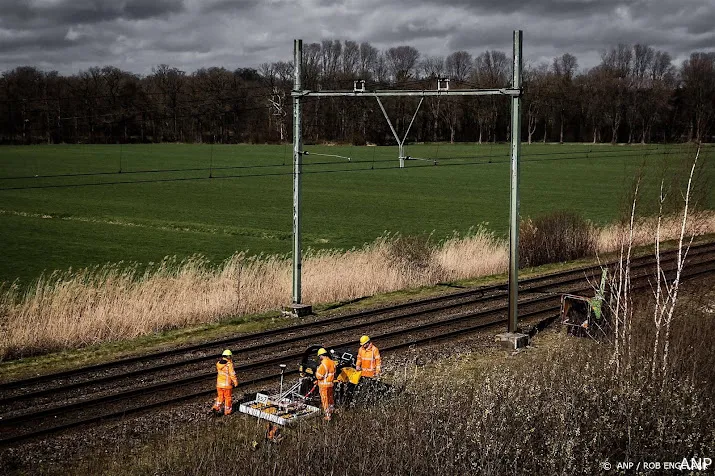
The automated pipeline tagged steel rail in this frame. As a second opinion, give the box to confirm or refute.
[3,241,713,395]
[1,260,713,446]
[2,242,712,411]
[0,306,567,444]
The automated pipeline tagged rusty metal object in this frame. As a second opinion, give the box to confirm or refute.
[561,268,610,338]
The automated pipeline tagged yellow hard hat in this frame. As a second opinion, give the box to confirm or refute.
[222,349,232,356]
[360,335,370,345]
[317,348,328,357]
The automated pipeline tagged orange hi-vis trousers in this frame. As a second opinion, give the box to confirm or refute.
[212,387,233,415]
[319,385,334,420]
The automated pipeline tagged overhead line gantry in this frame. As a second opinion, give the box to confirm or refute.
[288,31,525,345]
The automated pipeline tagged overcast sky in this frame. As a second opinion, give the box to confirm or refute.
[1,0,713,76]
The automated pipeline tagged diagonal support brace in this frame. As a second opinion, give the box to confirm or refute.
[375,97,424,168]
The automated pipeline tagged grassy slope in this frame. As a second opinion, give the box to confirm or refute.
[0,143,711,285]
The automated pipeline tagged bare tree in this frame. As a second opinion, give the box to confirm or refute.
[260,62,293,142]
[321,39,342,84]
[420,55,445,79]
[473,51,509,142]
[421,56,445,141]
[551,53,578,143]
[302,42,322,89]
[580,68,606,143]
[342,40,359,77]
[151,64,185,141]
[374,52,390,84]
[385,46,420,82]
[77,66,105,142]
[445,51,473,83]
[523,63,549,144]
[1,38,712,145]
[681,52,715,142]
[626,45,675,143]
[598,45,634,143]
[358,42,378,81]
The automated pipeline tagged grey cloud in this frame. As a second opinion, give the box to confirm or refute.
[0,31,72,54]
[153,34,214,54]
[199,0,266,14]
[446,28,513,53]
[0,0,713,75]
[649,4,715,37]
[370,21,457,45]
[411,0,627,17]
[123,0,186,19]
[0,0,185,28]
[689,33,715,51]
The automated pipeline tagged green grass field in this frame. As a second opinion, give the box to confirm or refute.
[0,142,712,285]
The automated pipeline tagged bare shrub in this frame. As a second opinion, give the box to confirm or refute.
[384,233,436,273]
[519,211,597,268]
[607,147,706,379]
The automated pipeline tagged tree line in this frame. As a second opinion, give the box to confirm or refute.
[1,40,713,145]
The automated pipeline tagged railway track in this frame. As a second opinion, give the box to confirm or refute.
[1,242,714,445]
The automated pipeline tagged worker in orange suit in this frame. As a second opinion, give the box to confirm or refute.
[356,335,381,378]
[211,349,238,415]
[315,348,336,421]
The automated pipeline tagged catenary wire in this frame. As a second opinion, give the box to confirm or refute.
[0,146,705,192]
[0,145,695,182]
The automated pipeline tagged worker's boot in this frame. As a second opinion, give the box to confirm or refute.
[267,423,282,443]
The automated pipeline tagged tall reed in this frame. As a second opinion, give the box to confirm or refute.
[598,210,715,253]
[0,231,505,359]
[1,214,713,359]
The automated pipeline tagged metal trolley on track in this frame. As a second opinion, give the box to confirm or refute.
[239,345,391,426]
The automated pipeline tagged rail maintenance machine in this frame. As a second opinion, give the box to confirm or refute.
[239,345,390,426]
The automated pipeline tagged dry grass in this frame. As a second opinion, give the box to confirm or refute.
[431,229,508,281]
[0,215,712,360]
[598,210,715,253]
[54,283,715,476]
[0,231,506,359]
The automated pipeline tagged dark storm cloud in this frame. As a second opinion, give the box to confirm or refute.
[441,0,715,67]
[199,0,268,14]
[690,33,715,51]
[0,0,713,75]
[0,0,185,27]
[0,28,73,53]
[419,0,627,16]
[371,21,457,44]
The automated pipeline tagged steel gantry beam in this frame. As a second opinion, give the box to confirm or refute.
[293,88,521,98]
[290,31,524,336]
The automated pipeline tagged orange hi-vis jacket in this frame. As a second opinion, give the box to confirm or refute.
[216,358,238,389]
[315,357,336,388]
[356,343,381,377]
